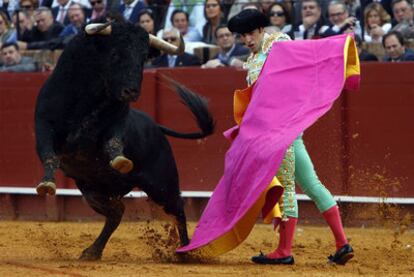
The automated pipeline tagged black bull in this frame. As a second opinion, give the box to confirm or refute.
[34,22,214,260]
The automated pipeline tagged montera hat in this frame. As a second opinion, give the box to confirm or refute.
[228,9,269,34]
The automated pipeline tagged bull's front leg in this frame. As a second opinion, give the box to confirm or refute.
[35,119,60,196]
[105,136,133,174]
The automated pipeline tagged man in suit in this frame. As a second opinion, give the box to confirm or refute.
[383,30,414,61]
[51,0,72,25]
[118,0,147,24]
[17,7,65,50]
[202,25,249,68]
[321,0,361,37]
[152,27,201,67]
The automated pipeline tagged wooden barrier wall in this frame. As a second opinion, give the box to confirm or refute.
[0,63,414,221]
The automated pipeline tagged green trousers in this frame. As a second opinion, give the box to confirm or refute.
[294,136,337,212]
[276,136,337,219]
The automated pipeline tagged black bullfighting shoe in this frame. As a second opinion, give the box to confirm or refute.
[110,156,134,174]
[36,181,56,196]
[251,252,295,265]
[328,244,354,265]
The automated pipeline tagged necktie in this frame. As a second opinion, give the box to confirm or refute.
[58,7,66,23]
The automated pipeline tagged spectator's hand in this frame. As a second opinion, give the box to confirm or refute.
[340,17,356,31]
[201,59,224,68]
[229,58,244,69]
[42,62,55,72]
[369,24,385,39]
[17,41,28,50]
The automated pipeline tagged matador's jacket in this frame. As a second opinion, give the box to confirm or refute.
[243,32,298,221]
[177,33,360,256]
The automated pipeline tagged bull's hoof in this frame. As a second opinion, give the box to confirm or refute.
[110,156,133,174]
[36,182,56,196]
[79,247,102,261]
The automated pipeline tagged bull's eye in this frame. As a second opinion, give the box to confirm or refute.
[110,51,120,61]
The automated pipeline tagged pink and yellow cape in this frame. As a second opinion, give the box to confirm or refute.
[177,34,360,256]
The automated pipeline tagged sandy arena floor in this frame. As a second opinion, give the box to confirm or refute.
[0,219,413,277]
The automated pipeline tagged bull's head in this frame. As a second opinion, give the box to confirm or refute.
[81,21,184,103]
[86,23,185,56]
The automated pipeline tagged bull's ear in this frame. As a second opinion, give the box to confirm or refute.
[85,23,112,35]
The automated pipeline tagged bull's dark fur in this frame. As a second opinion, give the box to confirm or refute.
[34,21,214,260]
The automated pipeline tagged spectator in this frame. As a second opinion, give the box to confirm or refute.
[322,0,361,37]
[355,34,378,61]
[360,0,393,19]
[391,0,414,39]
[0,11,16,48]
[0,42,37,71]
[118,0,147,24]
[59,3,85,37]
[137,9,157,34]
[344,0,361,17]
[241,1,263,12]
[152,27,201,67]
[50,0,91,9]
[17,7,64,50]
[163,0,206,31]
[19,0,37,18]
[268,2,293,36]
[382,30,414,61]
[202,0,226,44]
[227,0,259,20]
[170,9,202,42]
[260,0,275,16]
[12,10,34,41]
[52,0,72,25]
[363,2,392,42]
[292,0,328,40]
[202,24,249,68]
[88,0,105,20]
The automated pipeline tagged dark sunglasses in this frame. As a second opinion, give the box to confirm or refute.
[21,5,33,9]
[270,11,285,17]
[163,37,178,42]
[90,0,103,6]
[206,3,219,9]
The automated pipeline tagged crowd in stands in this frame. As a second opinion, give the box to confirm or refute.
[0,0,413,72]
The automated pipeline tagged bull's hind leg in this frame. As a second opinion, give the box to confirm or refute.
[144,184,190,247]
[164,197,190,247]
[105,137,133,174]
[79,192,125,260]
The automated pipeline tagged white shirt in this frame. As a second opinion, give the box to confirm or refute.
[167,55,177,67]
[52,0,91,9]
[123,0,139,20]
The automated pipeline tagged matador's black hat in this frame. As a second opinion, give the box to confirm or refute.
[228,9,269,34]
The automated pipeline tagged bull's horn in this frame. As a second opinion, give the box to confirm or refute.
[85,23,112,35]
[149,34,185,55]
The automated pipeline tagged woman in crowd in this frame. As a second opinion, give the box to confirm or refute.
[363,2,392,43]
[138,9,157,35]
[0,11,16,48]
[89,0,107,21]
[202,0,226,44]
[268,2,293,37]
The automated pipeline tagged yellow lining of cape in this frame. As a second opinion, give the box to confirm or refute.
[194,177,283,257]
[343,35,360,80]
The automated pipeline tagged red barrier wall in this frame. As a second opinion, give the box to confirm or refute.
[1,64,414,200]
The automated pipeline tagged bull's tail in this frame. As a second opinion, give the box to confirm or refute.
[158,81,215,139]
